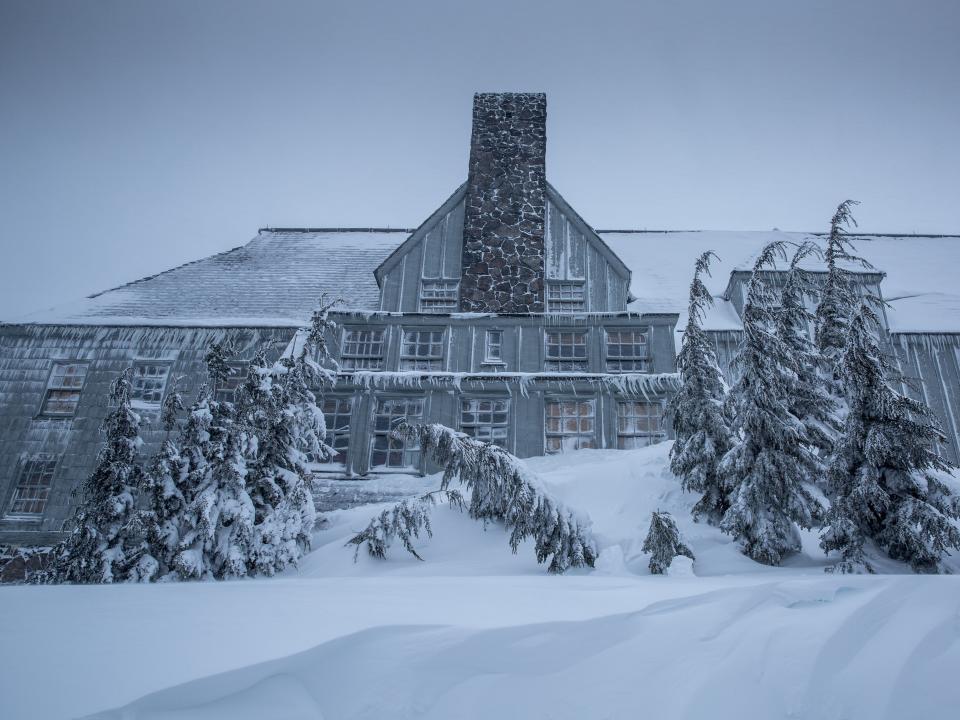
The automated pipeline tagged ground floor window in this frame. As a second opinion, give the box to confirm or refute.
[371,397,424,469]
[545,399,596,454]
[321,396,353,464]
[460,398,510,447]
[7,456,58,517]
[616,401,665,448]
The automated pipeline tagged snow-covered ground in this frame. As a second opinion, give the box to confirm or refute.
[2,444,959,720]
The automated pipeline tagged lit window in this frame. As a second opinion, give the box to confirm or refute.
[320,397,353,465]
[7,456,57,516]
[545,331,588,372]
[400,329,444,370]
[605,329,650,372]
[341,328,385,370]
[131,363,170,409]
[617,401,665,448]
[484,330,503,363]
[545,400,596,454]
[547,281,586,312]
[371,398,423,469]
[420,280,459,312]
[214,362,248,403]
[40,362,88,416]
[460,398,510,447]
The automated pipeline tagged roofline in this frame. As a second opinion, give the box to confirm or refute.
[598,230,960,238]
[259,227,416,234]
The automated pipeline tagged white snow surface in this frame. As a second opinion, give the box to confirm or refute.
[2,443,959,720]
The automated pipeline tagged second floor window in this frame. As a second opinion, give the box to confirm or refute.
[214,362,248,403]
[546,281,586,312]
[7,455,57,516]
[605,329,650,372]
[400,329,444,370]
[131,362,170,410]
[341,328,385,370]
[40,362,88,416]
[484,329,503,363]
[420,280,459,312]
[545,331,588,372]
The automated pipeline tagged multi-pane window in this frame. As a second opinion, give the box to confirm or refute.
[214,362,248,403]
[484,329,504,363]
[420,280,459,312]
[547,281,586,312]
[460,398,510,447]
[341,328,385,370]
[400,329,444,370]
[131,363,170,409]
[616,401,665,448]
[605,329,650,372]
[545,331,588,371]
[321,397,353,465]
[544,400,596,454]
[371,398,423,469]
[40,362,88,416]
[7,456,57,516]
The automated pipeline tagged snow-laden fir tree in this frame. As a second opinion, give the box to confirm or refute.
[641,510,694,574]
[50,369,151,583]
[719,242,825,565]
[775,241,839,461]
[137,380,187,579]
[348,424,597,573]
[174,343,256,579]
[821,302,960,573]
[669,251,734,523]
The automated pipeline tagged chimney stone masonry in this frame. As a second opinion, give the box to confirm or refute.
[459,92,547,313]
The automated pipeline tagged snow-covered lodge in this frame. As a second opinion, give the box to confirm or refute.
[2,92,959,547]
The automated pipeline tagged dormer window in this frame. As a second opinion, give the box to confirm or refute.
[420,280,459,313]
[546,281,586,312]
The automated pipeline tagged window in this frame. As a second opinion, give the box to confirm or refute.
[371,398,423,469]
[420,280,459,312]
[320,397,353,464]
[605,329,650,372]
[40,362,88,416]
[547,281,586,312]
[131,362,170,409]
[617,401,665,448]
[460,398,510,447]
[400,329,444,370]
[214,362,248,403]
[545,400,596,454]
[545,331,588,372]
[341,328,385,370]
[484,330,503,363]
[7,456,57,516]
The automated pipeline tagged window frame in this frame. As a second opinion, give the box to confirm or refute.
[616,400,666,449]
[419,279,460,313]
[5,455,58,519]
[213,362,249,404]
[399,328,445,371]
[460,397,511,447]
[316,396,354,467]
[604,328,651,373]
[544,398,597,454]
[340,327,386,370]
[546,280,586,313]
[544,330,589,372]
[38,361,89,418]
[483,329,504,364]
[369,396,425,471]
[130,361,172,411]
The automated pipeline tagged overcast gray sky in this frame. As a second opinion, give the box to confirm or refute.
[1,0,958,318]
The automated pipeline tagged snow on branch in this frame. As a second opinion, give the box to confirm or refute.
[347,424,597,574]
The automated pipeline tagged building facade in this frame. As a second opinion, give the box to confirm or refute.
[1,92,958,548]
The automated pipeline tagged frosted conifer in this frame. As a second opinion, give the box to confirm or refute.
[641,510,694,574]
[669,251,733,523]
[719,242,825,565]
[821,302,960,573]
[50,369,149,583]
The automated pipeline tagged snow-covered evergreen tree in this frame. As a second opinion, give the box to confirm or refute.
[50,369,149,583]
[821,302,960,573]
[669,251,734,523]
[349,424,597,573]
[719,242,825,565]
[641,510,694,574]
[174,344,256,580]
[775,241,839,461]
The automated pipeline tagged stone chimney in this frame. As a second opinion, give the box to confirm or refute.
[459,92,547,313]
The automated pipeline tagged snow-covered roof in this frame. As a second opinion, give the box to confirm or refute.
[8,227,959,335]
